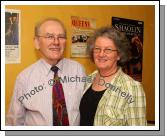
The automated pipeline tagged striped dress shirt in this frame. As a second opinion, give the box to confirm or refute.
[6,58,86,126]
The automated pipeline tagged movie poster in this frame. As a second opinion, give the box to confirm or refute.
[5,9,21,64]
[112,17,144,81]
[71,16,96,57]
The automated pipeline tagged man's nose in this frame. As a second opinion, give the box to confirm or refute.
[52,37,59,44]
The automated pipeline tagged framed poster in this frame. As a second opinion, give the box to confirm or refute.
[5,9,21,64]
[112,17,144,82]
[71,16,96,57]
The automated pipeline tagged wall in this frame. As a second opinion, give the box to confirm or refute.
[5,5,155,121]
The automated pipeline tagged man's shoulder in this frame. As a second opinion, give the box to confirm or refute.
[16,60,41,79]
[61,58,86,76]
[62,58,83,67]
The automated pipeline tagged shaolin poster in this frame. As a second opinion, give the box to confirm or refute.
[112,17,144,82]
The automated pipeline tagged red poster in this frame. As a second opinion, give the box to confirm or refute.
[112,17,144,82]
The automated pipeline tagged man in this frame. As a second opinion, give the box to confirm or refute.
[6,18,86,126]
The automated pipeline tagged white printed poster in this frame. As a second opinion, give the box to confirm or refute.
[5,9,21,64]
[71,16,96,57]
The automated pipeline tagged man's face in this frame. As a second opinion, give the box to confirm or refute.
[35,21,66,65]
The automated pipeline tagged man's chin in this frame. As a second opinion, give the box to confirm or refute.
[50,57,62,61]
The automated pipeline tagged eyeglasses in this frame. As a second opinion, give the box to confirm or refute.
[37,34,66,41]
[93,47,118,54]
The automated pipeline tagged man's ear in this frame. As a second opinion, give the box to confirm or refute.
[34,37,40,50]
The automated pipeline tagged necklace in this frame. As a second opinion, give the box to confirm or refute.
[99,68,118,78]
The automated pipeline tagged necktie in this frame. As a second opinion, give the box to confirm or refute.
[51,66,69,126]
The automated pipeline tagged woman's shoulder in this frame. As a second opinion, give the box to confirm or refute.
[117,69,142,86]
[88,70,98,77]
[114,69,145,97]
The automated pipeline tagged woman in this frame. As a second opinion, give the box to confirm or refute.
[79,27,147,126]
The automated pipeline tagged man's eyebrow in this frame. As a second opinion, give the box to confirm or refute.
[45,33,65,36]
[46,33,53,35]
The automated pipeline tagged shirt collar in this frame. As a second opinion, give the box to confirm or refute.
[40,58,64,76]
[55,58,64,72]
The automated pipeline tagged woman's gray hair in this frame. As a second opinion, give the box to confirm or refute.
[87,26,130,66]
[34,18,66,37]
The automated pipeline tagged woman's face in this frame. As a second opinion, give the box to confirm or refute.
[93,36,120,71]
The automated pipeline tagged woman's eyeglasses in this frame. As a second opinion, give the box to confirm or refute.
[93,47,118,54]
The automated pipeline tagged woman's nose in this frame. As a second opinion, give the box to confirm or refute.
[99,49,105,57]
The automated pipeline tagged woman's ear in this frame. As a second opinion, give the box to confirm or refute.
[34,37,40,50]
[117,53,121,61]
